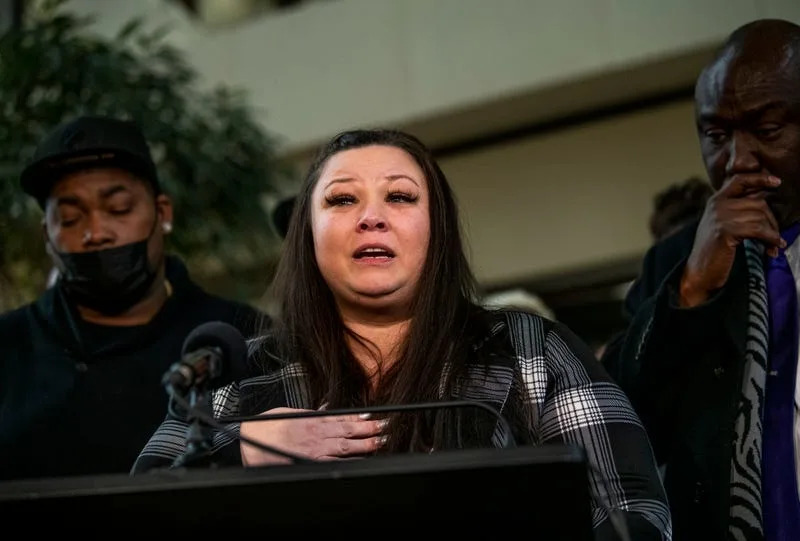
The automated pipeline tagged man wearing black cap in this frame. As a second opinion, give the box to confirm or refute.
[0,115,266,480]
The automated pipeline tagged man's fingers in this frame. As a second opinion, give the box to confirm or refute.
[720,174,781,198]
[725,198,781,234]
[726,216,784,249]
[762,204,781,239]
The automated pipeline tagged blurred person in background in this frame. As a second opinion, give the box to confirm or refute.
[271,194,296,240]
[596,177,713,360]
[482,287,556,320]
[649,177,713,243]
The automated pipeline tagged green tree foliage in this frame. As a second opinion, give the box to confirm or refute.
[0,0,289,310]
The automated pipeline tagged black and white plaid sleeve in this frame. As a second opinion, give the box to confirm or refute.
[130,381,244,474]
[507,312,672,541]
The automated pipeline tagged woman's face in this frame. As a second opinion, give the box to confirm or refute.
[311,145,430,317]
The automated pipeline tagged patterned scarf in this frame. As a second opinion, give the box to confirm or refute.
[729,239,769,540]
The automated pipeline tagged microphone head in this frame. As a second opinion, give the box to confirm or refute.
[181,321,248,373]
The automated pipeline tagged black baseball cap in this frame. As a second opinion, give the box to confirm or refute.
[20,115,160,208]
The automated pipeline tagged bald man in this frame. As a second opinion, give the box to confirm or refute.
[602,19,800,541]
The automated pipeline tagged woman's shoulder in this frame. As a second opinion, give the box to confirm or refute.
[467,307,559,364]
[242,333,287,376]
[494,308,555,327]
[478,307,557,342]
[238,332,313,414]
[479,308,608,377]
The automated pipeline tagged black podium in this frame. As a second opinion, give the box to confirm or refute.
[0,444,594,539]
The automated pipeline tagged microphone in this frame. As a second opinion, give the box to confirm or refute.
[162,321,248,395]
[164,321,248,468]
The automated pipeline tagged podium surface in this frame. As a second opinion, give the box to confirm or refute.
[0,444,593,539]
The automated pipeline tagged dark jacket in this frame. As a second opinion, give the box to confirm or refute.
[602,221,753,541]
[0,256,266,480]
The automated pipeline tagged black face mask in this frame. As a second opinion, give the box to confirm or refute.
[53,237,159,316]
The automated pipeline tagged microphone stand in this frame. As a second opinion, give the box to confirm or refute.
[169,384,216,469]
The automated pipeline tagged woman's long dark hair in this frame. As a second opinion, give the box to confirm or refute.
[266,129,489,452]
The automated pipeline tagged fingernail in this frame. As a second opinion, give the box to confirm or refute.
[377,435,389,446]
[770,175,782,185]
[378,419,389,430]
[781,239,788,248]
[358,412,372,420]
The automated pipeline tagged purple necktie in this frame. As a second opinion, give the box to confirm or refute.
[764,222,800,541]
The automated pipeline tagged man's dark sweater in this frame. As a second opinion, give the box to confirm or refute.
[0,256,265,480]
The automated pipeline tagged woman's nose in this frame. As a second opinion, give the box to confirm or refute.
[357,215,387,231]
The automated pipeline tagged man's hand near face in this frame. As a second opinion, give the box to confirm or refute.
[680,174,785,307]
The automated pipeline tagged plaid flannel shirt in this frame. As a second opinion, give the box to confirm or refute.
[134,310,671,540]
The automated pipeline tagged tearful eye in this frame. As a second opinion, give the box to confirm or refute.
[325,194,356,206]
[386,192,418,203]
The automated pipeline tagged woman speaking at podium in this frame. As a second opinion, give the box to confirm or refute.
[134,129,671,540]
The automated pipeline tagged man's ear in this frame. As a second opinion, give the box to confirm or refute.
[42,219,59,263]
[155,194,174,234]
[41,219,52,251]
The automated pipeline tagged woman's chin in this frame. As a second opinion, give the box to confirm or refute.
[344,286,412,310]
[352,289,400,302]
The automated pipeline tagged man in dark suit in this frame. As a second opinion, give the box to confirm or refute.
[602,19,800,541]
